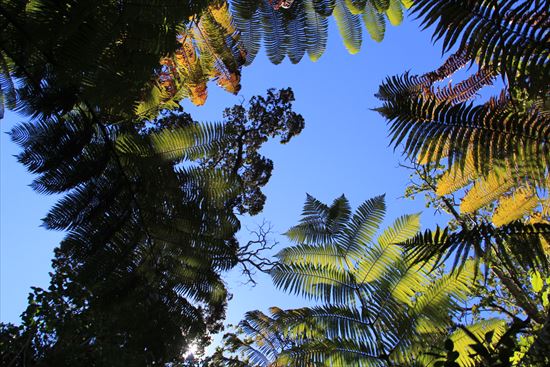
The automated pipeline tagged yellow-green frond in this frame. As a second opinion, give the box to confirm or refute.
[378,213,421,247]
[276,243,344,268]
[436,153,479,196]
[449,319,508,367]
[352,214,419,284]
[116,122,224,162]
[401,0,414,8]
[362,3,386,42]
[460,169,515,214]
[344,0,367,15]
[492,187,539,227]
[385,0,403,26]
[333,0,362,54]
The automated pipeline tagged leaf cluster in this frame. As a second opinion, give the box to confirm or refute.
[219,195,475,366]
[230,0,411,65]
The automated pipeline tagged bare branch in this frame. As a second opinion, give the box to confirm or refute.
[237,220,279,285]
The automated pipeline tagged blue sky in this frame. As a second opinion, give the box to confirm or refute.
[0,14,469,336]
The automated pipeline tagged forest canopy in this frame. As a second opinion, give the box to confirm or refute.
[0,1,548,366]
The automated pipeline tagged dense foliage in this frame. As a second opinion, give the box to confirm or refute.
[1,0,549,366]
[215,195,475,366]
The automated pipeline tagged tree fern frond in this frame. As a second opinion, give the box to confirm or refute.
[333,0,362,54]
[492,186,539,227]
[435,152,479,196]
[271,263,358,304]
[385,0,403,26]
[372,0,390,12]
[285,194,350,245]
[411,0,549,91]
[285,7,308,64]
[261,0,288,64]
[0,51,16,119]
[231,0,263,65]
[460,169,516,214]
[341,194,386,259]
[401,221,550,272]
[399,225,478,271]
[449,319,508,367]
[116,122,225,162]
[378,90,549,184]
[269,306,376,348]
[304,0,329,61]
[276,243,344,268]
[434,67,497,104]
[313,0,336,16]
[224,195,480,366]
[344,0,368,15]
[378,213,421,248]
[362,3,386,42]
[353,214,419,284]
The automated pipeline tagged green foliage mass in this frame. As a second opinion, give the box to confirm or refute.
[216,195,475,366]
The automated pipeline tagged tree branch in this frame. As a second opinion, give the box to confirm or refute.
[237,220,279,285]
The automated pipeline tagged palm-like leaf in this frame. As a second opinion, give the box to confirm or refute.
[229,0,407,64]
[139,1,246,112]
[411,0,549,92]
[377,73,549,184]
[224,195,473,366]
[376,0,550,265]
[9,106,241,362]
[400,221,550,272]
[0,0,210,119]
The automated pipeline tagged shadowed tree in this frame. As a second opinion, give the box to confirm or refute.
[0,89,303,366]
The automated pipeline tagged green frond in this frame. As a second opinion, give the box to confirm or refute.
[449,319,508,367]
[353,213,420,284]
[435,67,497,104]
[411,0,549,92]
[285,8,307,64]
[8,100,242,361]
[279,338,385,367]
[227,195,480,366]
[417,138,450,165]
[345,0,368,15]
[399,225,476,271]
[460,169,515,214]
[261,1,287,64]
[411,264,473,327]
[362,3,386,42]
[436,152,479,196]
[231,0,262,65]
[285,194,351,245]
[333,0,362,54]
[377,260,426,307]
[354,237,402,285]
[270,263,358,304]
[275,305,374,344]
[372,0,390,12]
[0,51,16,118]
[116,122,226,162]
[385,0,403,26]
[341,194,386,259]
[304,0,329,61]
[378,213,421,248]
[377,83,549,184]
[313,0,337,16]
[276,243,344,267]
[401,221,550,272]
[228,0,402,65]
[492,187,539,227]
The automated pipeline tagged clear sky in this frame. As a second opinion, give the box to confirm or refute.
[0,14,482,340]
